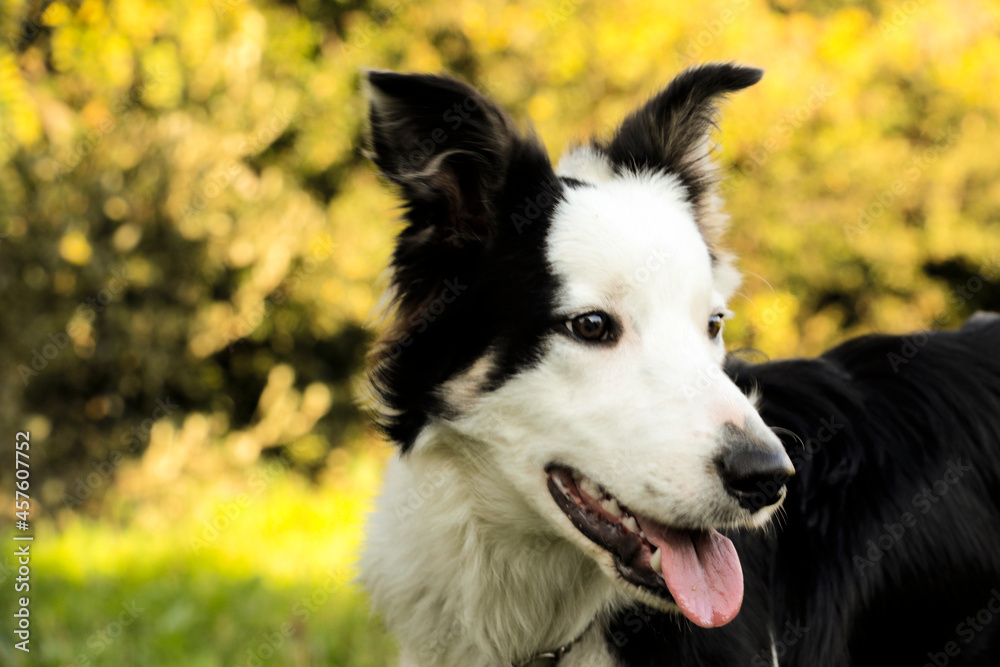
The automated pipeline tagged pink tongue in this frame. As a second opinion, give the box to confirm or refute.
[645,526,743,628]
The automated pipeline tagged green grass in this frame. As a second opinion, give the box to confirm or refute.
[0,566,395,667]
[1,452,398,666]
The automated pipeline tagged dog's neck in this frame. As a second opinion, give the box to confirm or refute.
[361,432,619,666]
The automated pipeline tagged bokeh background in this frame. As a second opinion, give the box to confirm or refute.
[1,0,999,664]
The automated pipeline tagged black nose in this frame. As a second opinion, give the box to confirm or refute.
[718,445,795,512]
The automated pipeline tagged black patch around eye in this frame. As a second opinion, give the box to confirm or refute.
[373,152,568,452]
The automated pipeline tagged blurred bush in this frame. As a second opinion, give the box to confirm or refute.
[1,0,998,504]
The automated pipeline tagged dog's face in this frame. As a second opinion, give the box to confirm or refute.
[364,65,794,628]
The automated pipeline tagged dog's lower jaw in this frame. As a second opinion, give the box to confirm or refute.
[360,446,620,667]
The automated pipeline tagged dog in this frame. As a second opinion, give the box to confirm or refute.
[607,312,1000,667]
[359,63,1000,666]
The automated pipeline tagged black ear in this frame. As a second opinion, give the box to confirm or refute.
[601,62,762,199]
[363,72,562,451]
[365,70,520,245]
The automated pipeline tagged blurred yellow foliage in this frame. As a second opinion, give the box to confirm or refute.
[0,0,999,554]
[0,2,998,664]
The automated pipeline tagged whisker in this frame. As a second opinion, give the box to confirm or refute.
[770,425,804,449]
[742,271,778,295]
[732,289,762,316]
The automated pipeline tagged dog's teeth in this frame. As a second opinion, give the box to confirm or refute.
[650,548,662,573]
[580,477,601,499]
[622,515,639,533]
[601,497,623,518]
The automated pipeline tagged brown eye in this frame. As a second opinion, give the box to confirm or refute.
[568,312,612,342]
[708,313,725,340]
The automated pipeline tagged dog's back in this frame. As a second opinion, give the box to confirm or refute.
[608,313,1000,666]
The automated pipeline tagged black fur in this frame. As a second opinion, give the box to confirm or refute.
[593,63,762,255]
[365,71,567,451]
[365,67,1000,665]
[364,65,759,452]
[607,314,1000,666]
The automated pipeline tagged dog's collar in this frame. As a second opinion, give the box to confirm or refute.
[513,622,592,667]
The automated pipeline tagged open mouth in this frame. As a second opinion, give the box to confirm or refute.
[546,465,744,628]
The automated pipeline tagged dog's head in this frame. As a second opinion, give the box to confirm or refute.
[363,64,793,628]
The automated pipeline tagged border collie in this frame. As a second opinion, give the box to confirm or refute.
[359,63,1000,666]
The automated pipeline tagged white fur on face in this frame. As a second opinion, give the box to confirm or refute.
[449,158,784,591]
[362,158,790,666]
[361,67,779,666]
